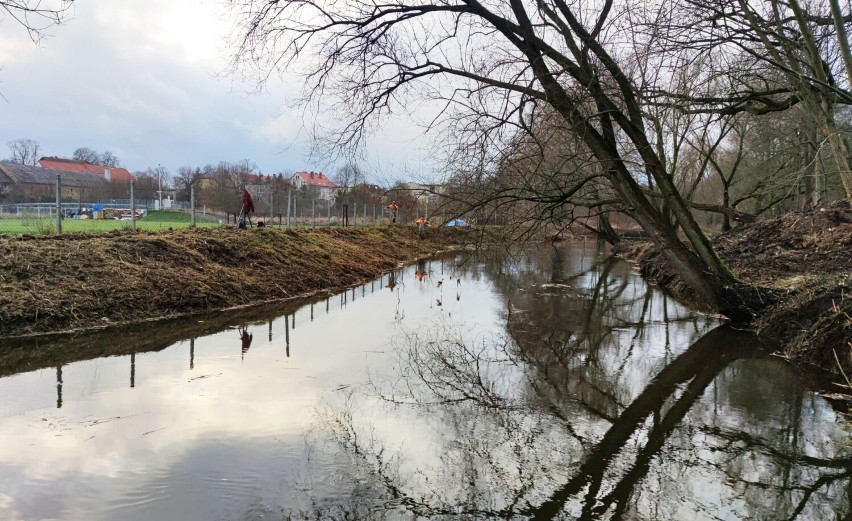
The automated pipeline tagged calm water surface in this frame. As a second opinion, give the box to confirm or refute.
[0,244,849,520]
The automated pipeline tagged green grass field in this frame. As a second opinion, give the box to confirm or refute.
[0,210,224,235]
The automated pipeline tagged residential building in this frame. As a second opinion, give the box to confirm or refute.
[0,161,108,203]
[38,157,134,184]
[292,171,338,201]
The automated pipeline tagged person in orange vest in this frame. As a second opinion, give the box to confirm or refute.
[387,202,399,223]
[415,216,428,239]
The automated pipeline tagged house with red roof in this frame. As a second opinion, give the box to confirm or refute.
[292,171,338,201]
[38,157,134,184]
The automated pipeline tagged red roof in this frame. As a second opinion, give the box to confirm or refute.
[295,171,337,189]
[38,157,134,184]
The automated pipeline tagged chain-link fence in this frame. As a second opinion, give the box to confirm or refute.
[0,178,217,234]
[0,179,414,235]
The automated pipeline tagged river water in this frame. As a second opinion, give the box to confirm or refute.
[0,244,848,520]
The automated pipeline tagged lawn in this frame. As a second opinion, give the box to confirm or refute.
[0,210,224,235]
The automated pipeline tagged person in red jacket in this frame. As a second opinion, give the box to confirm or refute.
[239,189,255,228]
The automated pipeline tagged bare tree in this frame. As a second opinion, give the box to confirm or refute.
[650,0,852,200]
[174,165,202,201]
[6,138,41,165]
[229,0,799,318]
[72,147,100,164]
[1,0,74,43]
[99,150,120,167]
[333,162,365,204]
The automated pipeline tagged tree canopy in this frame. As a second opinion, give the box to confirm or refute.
[228,0,851,319]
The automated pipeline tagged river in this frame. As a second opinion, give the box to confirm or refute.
[0,244,848,520]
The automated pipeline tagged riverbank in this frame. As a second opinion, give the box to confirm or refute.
[614,201,852,376]
[0,226,469,337]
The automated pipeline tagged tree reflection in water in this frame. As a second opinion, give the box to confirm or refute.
[301,247,851,520]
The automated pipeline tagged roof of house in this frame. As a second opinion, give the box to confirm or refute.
[38,157,134,184]
[0,161,109,188]
[294,171,338,189]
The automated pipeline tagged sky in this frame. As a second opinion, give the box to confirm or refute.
[0,0,431,181]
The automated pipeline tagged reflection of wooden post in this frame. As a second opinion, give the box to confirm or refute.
[190,338,195,370]
[130,352,136,388]
[56,365,63,409]
[268,319,273,342]
[310,303,314,321]
[326,297,330,313]
[284,314,290,358]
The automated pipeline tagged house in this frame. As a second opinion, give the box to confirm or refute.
[396,182,444,207]
[0,161,108,203]
[292,171,338,201]
[38,157,134,184]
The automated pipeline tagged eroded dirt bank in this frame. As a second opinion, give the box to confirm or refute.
[614,202,852,375]
[0,226,467,337]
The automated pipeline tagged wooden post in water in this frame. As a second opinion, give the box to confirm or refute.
[130,352,136,388]
[285,314,290,357]
[56,366,63,409]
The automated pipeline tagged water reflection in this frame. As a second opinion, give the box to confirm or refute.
[0,245,847,520]
[309,247,851,520]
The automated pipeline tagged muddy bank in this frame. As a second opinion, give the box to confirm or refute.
[614,202,852,375]
[0,226,469,337]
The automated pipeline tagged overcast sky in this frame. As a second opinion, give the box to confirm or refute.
[0,0,430,181]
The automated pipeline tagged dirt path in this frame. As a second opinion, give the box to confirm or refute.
[0,226,467,337]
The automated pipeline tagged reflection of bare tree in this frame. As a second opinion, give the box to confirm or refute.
[311,323,850,520]
[301,247,850,519]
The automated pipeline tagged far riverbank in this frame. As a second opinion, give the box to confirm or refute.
[0,226,467,338]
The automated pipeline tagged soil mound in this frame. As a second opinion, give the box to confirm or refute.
[713,201,852,285]
[615,201,851,375]
[713,202,851,375]
[0,226,467,337]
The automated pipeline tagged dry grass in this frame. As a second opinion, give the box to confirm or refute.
[0,225,471,337]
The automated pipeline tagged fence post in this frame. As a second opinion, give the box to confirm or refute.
[327,200,331,226]
[190,183,196,228]
[354,202,358,226]
[130,180,137,231]
[312,198,316,227]
[286,186,292,227]
[55,174,62,234]
[268,189,273,226]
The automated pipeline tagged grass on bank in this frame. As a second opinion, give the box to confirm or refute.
[0,210,223,235]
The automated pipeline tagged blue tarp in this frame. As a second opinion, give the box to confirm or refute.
[92,203,104,212]
[445,218,469,227]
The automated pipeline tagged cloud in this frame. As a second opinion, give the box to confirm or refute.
[0,0,442,181]
[0,0,309,174]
